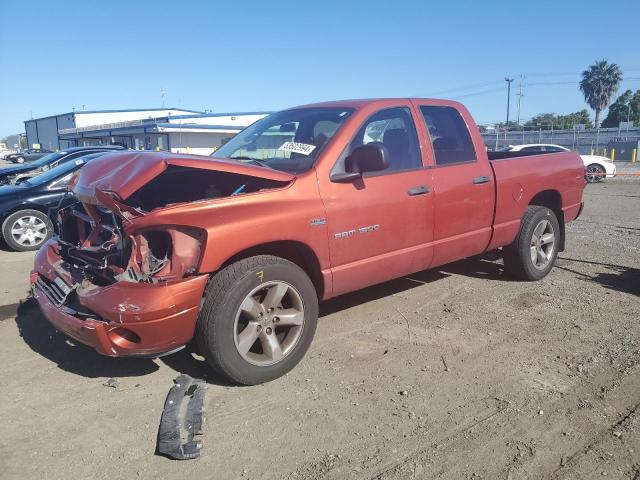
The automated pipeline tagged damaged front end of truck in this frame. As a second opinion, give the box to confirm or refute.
[31,152,293,356]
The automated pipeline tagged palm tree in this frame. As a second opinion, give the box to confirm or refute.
[580,60,623,127]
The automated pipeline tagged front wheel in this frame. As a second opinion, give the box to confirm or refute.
[15,156,25,164]
[1,209,53,251]
[503,206,559,281]
[196,255,318,385]
[585,164,605,183]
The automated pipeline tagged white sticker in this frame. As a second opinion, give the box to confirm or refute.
[75,159,85,165]
[278,141,316,156]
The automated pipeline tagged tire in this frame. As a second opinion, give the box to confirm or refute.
[1,209,53,252]
[196,255,318,385]
[503,206,559,281]
[585,163,605,183]
[15,156,25,164]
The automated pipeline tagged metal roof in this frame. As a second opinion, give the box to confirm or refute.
[24,107,204,123]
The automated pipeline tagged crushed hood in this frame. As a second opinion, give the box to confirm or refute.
[72,151,294,203]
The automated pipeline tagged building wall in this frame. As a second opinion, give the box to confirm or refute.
[35,117,60,150]
[169,114,266,128]
[25,114,77,151]
[168,132,234,155]
[24,121,39,149]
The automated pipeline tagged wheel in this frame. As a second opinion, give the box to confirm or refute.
[503,206,559,281]
[585,164,605,183]
[1,209,53,251]
[196,255,318,385]
[15,156,25,164]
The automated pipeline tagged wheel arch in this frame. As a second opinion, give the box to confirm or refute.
[220,240,325,298]
[528,189,565,251]
[1,203,51,227]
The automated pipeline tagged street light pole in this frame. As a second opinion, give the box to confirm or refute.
[627,103,632,140]
[505,77,514,144]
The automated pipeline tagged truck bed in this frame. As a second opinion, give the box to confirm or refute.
[486,149,585,251]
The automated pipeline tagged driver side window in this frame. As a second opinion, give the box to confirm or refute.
[349,107,421,174]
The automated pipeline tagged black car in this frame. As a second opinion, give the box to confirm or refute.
[5,148,53,163]
[0,152,110,251]
[0,145,124,186]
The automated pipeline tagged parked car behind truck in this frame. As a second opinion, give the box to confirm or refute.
[0,145,125,186]
[0,152,113,251]
[4,148,53,163]
[31,98,586,385]
[499,144,616,183]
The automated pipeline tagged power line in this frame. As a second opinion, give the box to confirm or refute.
[425,80,505,96]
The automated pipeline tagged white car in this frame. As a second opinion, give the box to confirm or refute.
[499,144,616,183]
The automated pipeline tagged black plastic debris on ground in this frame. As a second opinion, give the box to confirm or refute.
[157,374,206,460]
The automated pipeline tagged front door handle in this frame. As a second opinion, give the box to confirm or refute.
[407,185,431,196]
[472,175,490,185]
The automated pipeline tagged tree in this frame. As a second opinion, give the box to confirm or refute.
[602,89,640,128]
[579,60,623,127]
[522,110,592,130]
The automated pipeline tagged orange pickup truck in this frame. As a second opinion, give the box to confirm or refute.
[31,98,586,384]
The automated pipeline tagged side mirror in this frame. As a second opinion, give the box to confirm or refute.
[331,143,388,183]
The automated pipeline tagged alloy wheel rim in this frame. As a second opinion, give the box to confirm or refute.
[586,165,603,182]
[11,215,47,247]
[233,281,305,366]
[530,219,555,270]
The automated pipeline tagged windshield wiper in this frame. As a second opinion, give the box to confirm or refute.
[228,156,270,168]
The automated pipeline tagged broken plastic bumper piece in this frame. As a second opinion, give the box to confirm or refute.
[157,374,206,460]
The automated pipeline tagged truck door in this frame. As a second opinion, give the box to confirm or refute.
[412,101,495,267]
[319,105,434,297]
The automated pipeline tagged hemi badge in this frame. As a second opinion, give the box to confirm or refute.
[310,218,327,226]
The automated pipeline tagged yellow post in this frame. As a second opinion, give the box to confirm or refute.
[633,148,637,163]
[591,148,594,155]
[603,147,608,157]
[611,148,615,161]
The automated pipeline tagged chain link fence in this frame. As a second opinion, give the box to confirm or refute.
[480,125,640,160]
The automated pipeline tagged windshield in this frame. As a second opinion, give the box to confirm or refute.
[213,107,354,174]
[29,151,67,167]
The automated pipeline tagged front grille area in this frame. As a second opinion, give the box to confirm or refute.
[35,276,71,307]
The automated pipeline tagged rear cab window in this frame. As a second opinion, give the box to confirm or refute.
[419,106,477,166]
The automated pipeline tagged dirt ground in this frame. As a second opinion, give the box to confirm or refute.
[0,176,639,480]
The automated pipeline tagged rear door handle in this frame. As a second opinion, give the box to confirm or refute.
[407,185,431,196]
[472,175,490,185]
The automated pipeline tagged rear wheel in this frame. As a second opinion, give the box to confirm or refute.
[503,206,559,281]
[196,255,318,385]
[585,164,605,183]
[1,209,53,252]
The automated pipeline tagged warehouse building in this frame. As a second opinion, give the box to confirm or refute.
[24,108,269,156]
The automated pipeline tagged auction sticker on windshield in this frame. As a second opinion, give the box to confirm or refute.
[279,142,316,156]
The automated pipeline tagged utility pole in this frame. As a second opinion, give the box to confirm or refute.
[627,103,632,140]
[516,75,524,125]
[505,77,514,144]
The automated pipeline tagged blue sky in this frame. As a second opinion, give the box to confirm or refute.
[1,0,639,137]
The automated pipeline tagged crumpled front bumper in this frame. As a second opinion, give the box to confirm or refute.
[31,240,209,357]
